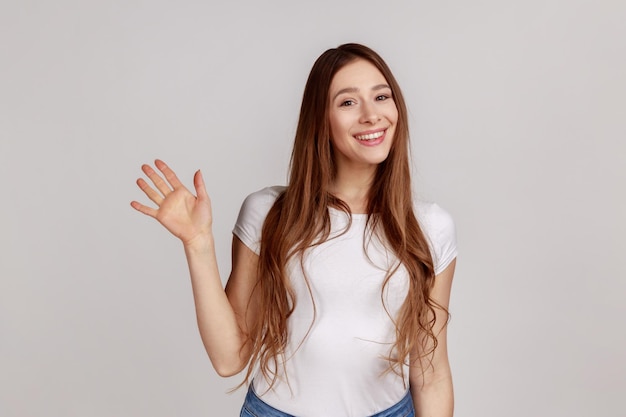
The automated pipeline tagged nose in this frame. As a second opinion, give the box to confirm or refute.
[359,101,381,124]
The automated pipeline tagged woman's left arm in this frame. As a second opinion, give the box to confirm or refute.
[410,259,456,417]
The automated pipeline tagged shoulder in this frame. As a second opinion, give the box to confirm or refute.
[232,186,285,254]
[414,200,458,275]
[240,185,285,213]
[414,200,455,237]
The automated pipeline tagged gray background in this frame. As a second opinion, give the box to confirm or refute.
[1,0,624,416]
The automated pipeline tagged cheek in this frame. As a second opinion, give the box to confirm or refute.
[389,106,399,124]
[388,111,399,140]
[328,112,339,138]
[329,114,349,140]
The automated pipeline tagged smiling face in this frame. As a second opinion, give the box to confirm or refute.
[328,58,398,175]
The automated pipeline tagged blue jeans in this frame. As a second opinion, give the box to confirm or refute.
[240,386,415,417]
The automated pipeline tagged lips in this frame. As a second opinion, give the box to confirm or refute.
[355,130,385,141]
[354,129,387,142]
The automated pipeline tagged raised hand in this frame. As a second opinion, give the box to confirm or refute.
[131,159,212,246]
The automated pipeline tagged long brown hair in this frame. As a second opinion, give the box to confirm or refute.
[244,43,443,387]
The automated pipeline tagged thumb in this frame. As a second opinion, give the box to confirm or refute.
[193,169,209,201]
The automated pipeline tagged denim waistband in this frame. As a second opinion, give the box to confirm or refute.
[240,385,414,417]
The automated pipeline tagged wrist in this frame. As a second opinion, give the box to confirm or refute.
[182,231,215,253]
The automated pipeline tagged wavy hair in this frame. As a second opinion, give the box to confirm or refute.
[243,43,444,388]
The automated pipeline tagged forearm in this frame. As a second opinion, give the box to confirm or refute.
[411,369,454,417]
[184,234,248,376]
[411,260,456,416]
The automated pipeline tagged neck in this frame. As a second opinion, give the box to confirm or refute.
[331,165,377,214]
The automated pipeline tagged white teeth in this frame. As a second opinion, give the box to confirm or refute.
[355,131,384,141]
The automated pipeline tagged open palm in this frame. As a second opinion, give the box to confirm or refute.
[131,159,212,245]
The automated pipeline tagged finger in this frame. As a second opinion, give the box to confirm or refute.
[193,169,209,201]
[136,178,164,205]
[155,159,184,190]
[141,164,172,196]
[130,200,158,218]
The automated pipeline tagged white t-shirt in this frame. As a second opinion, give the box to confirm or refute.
[233,186,457,417]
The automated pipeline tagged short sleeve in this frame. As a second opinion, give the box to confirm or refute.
[232,186,285,255]
[415,201,458,275]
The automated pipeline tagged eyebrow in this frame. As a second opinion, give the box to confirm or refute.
[332,84,391,101]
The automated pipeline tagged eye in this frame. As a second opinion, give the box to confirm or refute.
[340,99,355,107]
[376,94,391,101]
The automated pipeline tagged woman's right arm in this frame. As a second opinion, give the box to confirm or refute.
[131,160,257,377]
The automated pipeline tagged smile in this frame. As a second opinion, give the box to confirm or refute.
[354,130,385,141]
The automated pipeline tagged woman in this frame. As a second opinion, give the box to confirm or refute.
[131,43,457,417]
